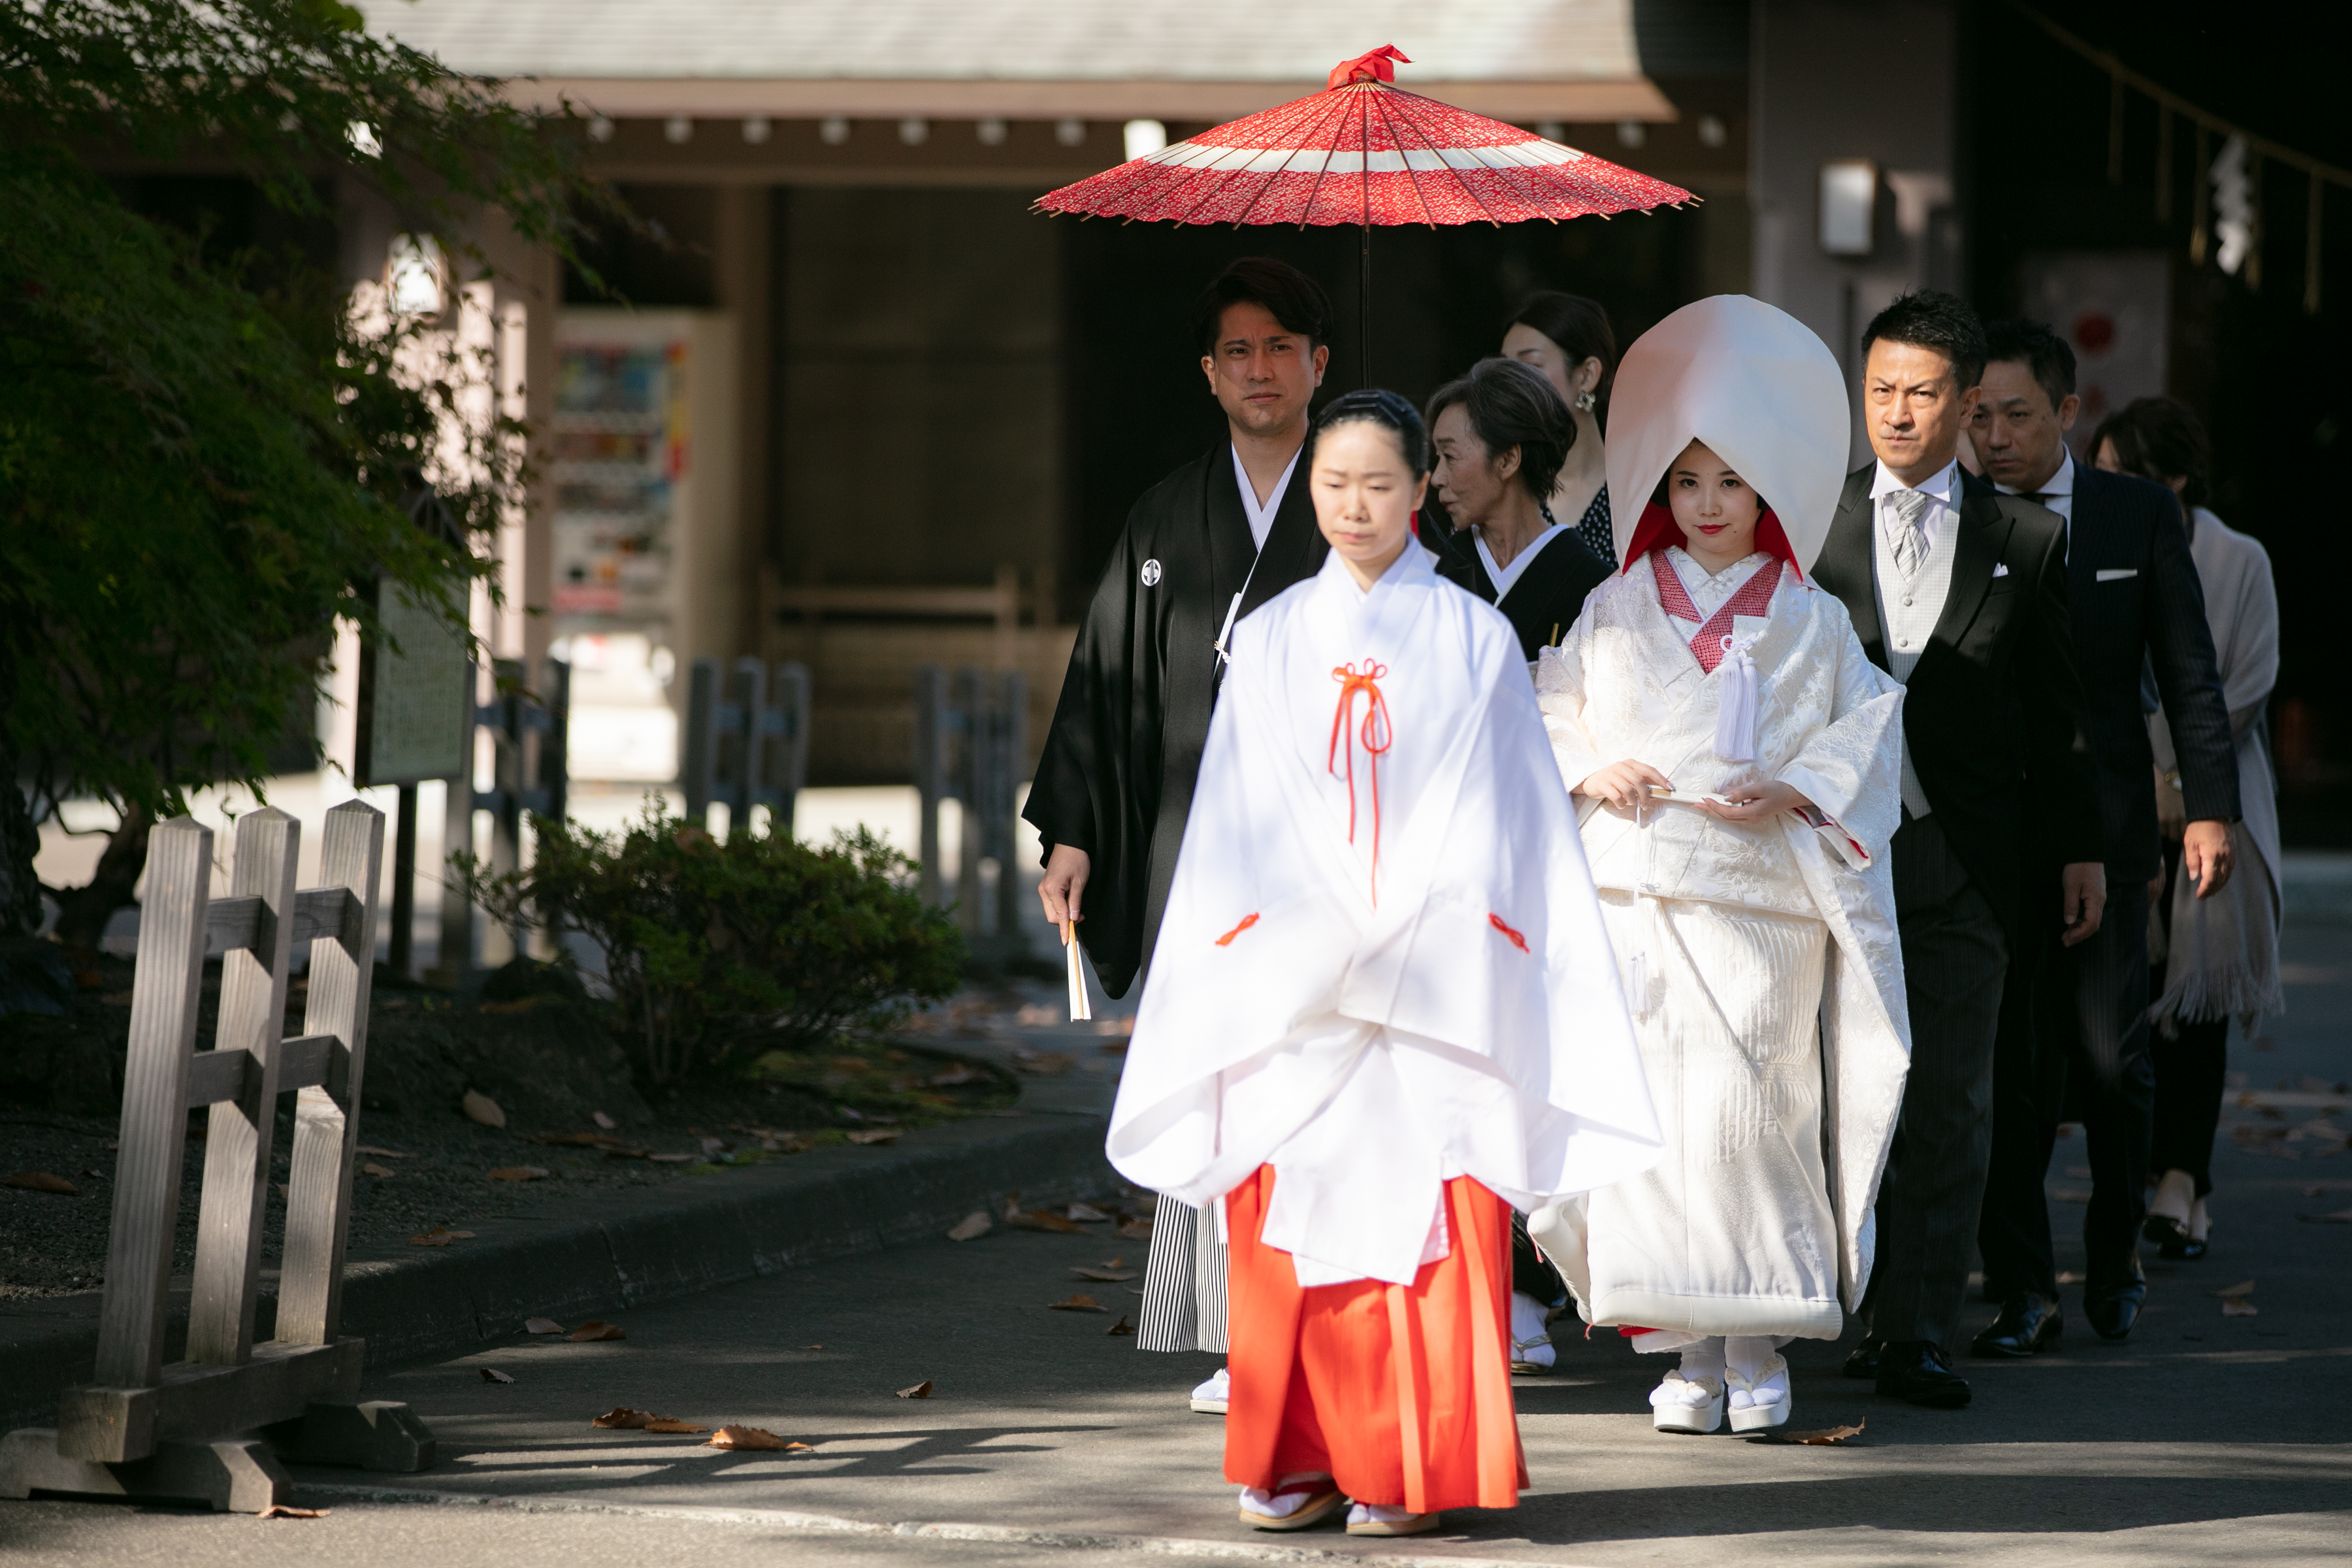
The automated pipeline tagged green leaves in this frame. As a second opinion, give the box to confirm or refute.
[456,808,966,1086]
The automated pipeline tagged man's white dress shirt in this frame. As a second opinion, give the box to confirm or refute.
[1996,448,2075,541]
[1869,457,1963,819]
[1232,443,1302,551]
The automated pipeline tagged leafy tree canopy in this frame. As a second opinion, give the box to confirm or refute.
[0,0,615,939]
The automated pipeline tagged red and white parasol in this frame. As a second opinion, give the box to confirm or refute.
[1036,46,1694,368]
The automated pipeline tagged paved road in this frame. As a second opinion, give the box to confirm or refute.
[5,927,2346,1568]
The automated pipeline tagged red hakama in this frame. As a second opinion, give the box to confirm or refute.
[1222,1165,1527,1512]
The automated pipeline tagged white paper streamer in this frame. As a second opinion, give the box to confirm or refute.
[1064,919,1092,1021]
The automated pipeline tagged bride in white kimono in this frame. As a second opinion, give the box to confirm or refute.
[1529,296,1912,1435]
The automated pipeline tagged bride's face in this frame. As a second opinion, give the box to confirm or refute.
[1313,419,1429,589]
[1665,438,1761,568]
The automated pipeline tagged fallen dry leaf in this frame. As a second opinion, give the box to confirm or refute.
[593,1111,618,1130]
[568,1320,627,1342]
[1757,1422,1863,1446]
[2051,1188,2093,1203]
[945,1212,992,1241]
[1071,1267,1138,1282]
[363,1163,392,1178]
[2056,1271,2085,1285]
[480,1367,515,1384]
[2298,1207,2352,1224]
[461,1089,507,1129]
[641,1417,708,1433]
[591,1407,655,1429]
[524,1317,566,1335]
[645,1152,696,1164]
[2221,1299,2259,1316]
[846,1129,902,1145]
[489,1165,551,1183]
[1107,1316,1136,1336]
[406,1227,475,1247]
[356,1145,409,1158]
[1066,1202,1111,1222]
[1049,1293,1107,1313]
[255,1504,329,1520]
[707,1424,787,1450]
[537,1132,620,1149]
[5,1171,76,1195]
[2215,1279,2257,1298]
[1114,1218,1154,1240]
[895,1380,934,1399]
[1007,1209,1085,1234]
[1011,1048,1073,1076]
[784,1441,817,1453]
[1100,1256,1126,1269]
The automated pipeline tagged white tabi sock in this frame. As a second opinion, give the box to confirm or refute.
[1509,1292,1556,1368]
[1678,1337,1726,1383]
[1724,1335,1787,1409]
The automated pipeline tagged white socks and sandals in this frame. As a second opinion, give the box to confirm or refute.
[1649,1335,1789,1434]
[1237,1473,1440,1537]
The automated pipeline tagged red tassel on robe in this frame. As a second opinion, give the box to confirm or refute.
[1222,1165,1527,1512]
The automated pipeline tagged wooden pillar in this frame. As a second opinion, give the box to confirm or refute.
[713,184,774,662]
[187,809,299,1367]
[93,819,212,1389]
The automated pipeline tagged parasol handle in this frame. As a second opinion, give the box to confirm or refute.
[1360,221,1372,387]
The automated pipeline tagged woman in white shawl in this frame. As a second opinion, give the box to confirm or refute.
[1529,296,1912,1435]
[2093,397,2281,1261]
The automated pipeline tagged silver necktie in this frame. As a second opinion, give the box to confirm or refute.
[1887,488,1931,579]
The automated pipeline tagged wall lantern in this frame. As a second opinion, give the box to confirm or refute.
[1818,159,1878,257]
[385,233,447,319]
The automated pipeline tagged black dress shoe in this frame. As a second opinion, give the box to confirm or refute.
[2144,1213,2208,1261]
[1876,1340,1972,1408]
[1842,1335,1884,1380]
[1970,1292,2063,1358]
[2083,1252,2148,1341]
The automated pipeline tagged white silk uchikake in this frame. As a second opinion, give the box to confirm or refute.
[1604,296,1850,574]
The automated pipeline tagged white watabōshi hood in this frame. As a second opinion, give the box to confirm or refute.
[1603,295,1850,574]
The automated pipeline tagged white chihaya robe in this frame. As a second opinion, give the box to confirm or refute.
[1531,553,1910,1338]
[1108,543,1663,1288]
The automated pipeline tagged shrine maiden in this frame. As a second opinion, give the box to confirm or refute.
[1109,389,1661,1537]
[1529,296,1912,1434]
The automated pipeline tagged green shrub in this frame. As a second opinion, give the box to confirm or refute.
[457,806,964,1086]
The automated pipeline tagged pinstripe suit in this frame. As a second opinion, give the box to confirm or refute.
[1978,463,2240,1300]
[1810,465,2101,1352]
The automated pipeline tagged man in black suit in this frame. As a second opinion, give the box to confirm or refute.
[1969,321,2239,1352]
[1808,292,2105,1409]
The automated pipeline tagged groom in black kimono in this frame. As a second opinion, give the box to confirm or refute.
[1027,257,1332,997]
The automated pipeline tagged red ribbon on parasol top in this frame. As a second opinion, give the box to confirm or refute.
[1035,46,1695,376]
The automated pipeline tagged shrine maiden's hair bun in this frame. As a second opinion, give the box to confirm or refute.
[1316,388,1431,476]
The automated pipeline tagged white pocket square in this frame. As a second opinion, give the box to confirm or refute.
[1990,563,2010,578]
[2095,567,2138,581]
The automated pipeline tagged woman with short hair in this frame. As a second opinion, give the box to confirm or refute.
[1426,357,1612,662]
[2092,396,2281,1262]
[1502,291,1618,561]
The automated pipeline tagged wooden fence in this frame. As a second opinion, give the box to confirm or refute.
[0,802,434,1513]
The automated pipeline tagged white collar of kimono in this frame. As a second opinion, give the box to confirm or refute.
[1477,522,1567,601]
[1231,442,1302,551]
[1603,295,1850,575]
[1315,536,1441,647]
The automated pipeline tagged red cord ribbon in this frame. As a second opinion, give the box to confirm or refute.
[1488,913,1529,953]
[1214,912,1260,947]
[1328,660,1394,900]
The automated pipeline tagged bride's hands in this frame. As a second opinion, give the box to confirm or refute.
[1578,759,1674,811]
[1701,781,1815,823]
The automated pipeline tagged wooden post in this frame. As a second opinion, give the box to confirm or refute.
[683,657,719,827]
[994,668,1029,943]
[186,809,299,1367]
[912,664,947,906]
[276,801,384,1347]
[92,819,213,1390]
[388,783,417,981]
[773,661,811,839]
[953,666,984,934]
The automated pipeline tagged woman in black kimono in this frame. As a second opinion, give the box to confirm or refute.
[1426,357,1610,663]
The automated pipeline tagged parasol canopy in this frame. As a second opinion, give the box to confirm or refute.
[1035,46,1691,229]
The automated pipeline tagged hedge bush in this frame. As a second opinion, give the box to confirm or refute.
[459,808,964,1086]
